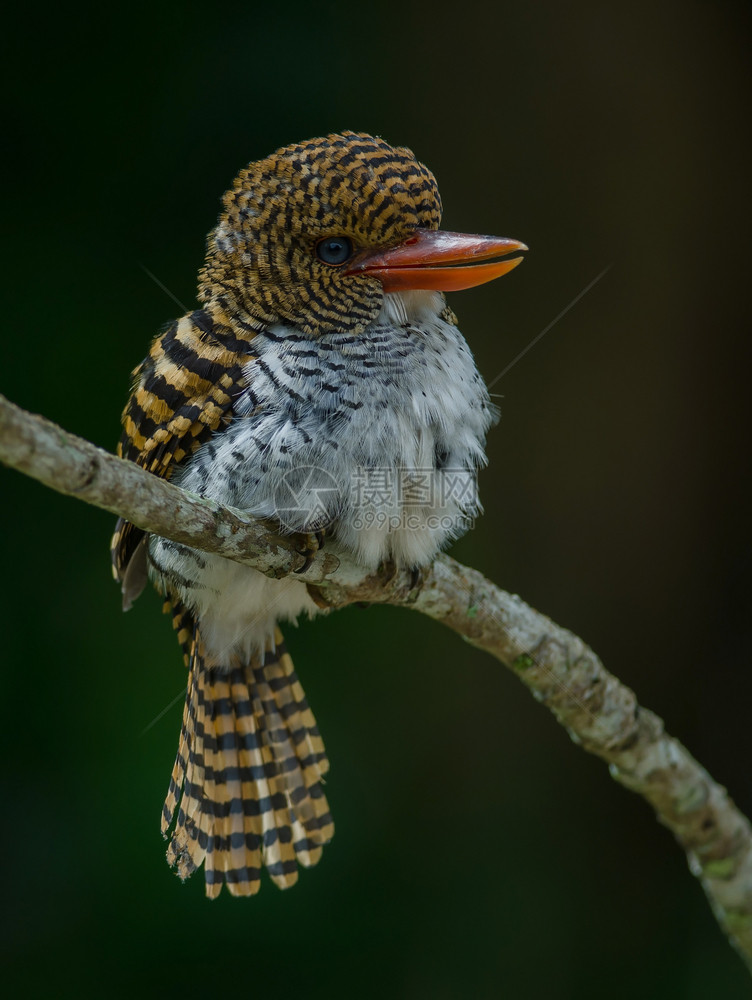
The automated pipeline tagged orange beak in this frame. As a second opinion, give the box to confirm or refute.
[346,229,527,293]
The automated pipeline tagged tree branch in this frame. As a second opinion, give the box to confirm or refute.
[1,391,750,971]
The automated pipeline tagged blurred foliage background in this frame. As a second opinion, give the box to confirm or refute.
[2,1,751,996]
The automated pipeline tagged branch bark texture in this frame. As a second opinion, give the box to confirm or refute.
[1,391,750,971]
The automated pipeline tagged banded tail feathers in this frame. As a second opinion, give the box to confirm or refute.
[162,622,333,898]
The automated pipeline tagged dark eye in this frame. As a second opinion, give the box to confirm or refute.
[315,236,353,266]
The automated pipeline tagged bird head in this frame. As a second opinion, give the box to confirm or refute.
[199,132,525,337]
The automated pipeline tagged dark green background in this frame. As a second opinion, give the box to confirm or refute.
[2,2,750,996]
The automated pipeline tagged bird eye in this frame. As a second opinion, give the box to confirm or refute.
[315,236,353,267]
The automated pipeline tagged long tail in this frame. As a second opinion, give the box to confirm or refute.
[161,612,333,898]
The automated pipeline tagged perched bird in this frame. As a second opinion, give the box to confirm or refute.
[112,132,525,898]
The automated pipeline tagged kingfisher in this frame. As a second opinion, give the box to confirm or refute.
[112,132,526,898]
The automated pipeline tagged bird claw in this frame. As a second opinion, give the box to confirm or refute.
[376,559,425,597]
[306,584,333,609]
[293,530,326,574]
[408,565,424,592]
[377,557,398,585]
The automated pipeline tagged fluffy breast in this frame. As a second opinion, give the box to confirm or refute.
[177,290,496,569]
[149,290,496,657]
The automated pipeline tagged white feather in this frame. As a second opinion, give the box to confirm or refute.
[149,290,496,661]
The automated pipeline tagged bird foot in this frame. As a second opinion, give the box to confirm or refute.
[375,560,425,600]
[407,564,425,593]
[377,557,398,586]
[293,530,326,574]
[306,583,334,609]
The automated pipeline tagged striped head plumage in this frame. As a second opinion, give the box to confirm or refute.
[199,132,444,336]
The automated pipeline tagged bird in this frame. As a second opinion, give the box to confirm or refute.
[111,131,526,898]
